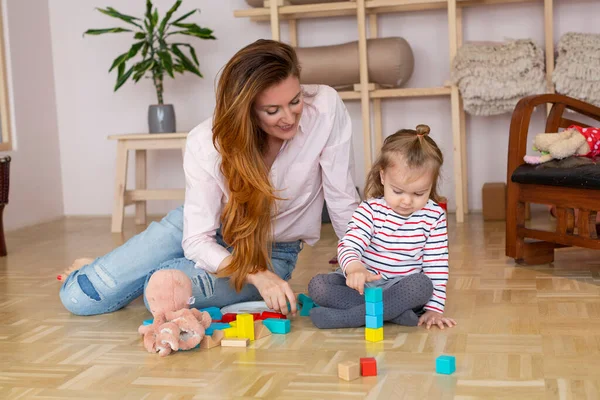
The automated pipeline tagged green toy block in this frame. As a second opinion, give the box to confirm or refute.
[435,355,456,375]
[263,318,290,334]
[365,287,382,302]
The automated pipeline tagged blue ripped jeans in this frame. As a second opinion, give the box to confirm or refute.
[59,206,302,316]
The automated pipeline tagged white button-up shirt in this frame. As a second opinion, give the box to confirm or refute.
[182,85,360,273]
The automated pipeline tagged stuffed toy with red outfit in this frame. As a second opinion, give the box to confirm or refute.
[524,125,600,165]
[523,125,600,224]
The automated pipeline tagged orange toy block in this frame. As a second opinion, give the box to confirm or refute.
[221,338,249,347]
[200,329,224,349]
[338,361,360,381]
[254,320,272,340]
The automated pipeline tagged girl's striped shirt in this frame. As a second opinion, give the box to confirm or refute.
[337,198,449,313]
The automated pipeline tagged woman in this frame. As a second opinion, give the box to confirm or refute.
[60,39,359,317]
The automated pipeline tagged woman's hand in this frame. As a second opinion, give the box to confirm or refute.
[247,269,296,316]
[418,310,457,330]
[345,262,382,295]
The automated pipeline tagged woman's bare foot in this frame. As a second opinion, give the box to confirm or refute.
[57,258,95,281]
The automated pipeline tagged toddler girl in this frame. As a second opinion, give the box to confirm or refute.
[309,125,456,330]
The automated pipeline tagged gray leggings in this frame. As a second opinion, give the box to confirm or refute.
[307,272,433,329]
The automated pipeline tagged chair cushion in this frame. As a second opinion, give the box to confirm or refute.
[511,161,600,189]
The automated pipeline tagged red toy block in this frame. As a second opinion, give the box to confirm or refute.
[252,313,262,321]
[360,357,377,376]
[261,311,286,320]
[221,313,238,323]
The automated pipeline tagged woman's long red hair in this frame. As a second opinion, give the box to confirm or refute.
[212,39,300,291]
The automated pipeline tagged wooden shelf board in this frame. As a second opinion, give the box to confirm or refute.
[234,0,541,21]
[371,86,452,98]
[338,90,361,100]
[337,86,451,100]
[234,2,356,19]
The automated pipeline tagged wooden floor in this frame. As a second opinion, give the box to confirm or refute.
[1,213,600,399]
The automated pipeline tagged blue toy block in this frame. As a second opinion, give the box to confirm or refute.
[365,287,383,303]
[297,293,312,305]
[199,306,223,321]
[435,355,456,375]
[366,301,383,316]
[263,318,291,334]
[297,293,318,316]
[205,322,231,336]
[365,314,383,329]
[142,319,153,326]
[300,302,314,317]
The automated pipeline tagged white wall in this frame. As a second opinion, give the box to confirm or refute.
[47,0,600,217]
[0,0,63,230]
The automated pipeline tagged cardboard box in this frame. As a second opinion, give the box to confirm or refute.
[482,182,506,221]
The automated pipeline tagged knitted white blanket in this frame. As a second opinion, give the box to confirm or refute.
[553,32,600,107]
[451,39,547,116]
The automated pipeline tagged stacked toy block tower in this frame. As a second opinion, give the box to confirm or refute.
[364,287,383,342]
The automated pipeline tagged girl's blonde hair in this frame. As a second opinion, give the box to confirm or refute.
[212,39,300,291]
[365,124,444,201]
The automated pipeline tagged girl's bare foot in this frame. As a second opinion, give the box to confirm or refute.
[57,258,95,281]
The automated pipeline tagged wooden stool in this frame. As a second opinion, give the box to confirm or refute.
[108,133,187,233]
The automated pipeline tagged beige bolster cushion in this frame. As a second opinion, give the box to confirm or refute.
[246,0,349,7]
[296,37,414,90]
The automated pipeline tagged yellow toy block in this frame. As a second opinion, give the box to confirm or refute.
[229,321,237,327]
[365,327,383,342]
[236,313,255,341]
[223,327,238,338]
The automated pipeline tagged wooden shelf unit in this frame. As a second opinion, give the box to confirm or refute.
[234,0,556,224]
[234,0,542,21]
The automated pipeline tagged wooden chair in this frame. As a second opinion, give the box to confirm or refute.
[0,155,10,256]
[506,94,600,265]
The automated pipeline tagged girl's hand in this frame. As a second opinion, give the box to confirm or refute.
[418,310,457,330]
[246,269,296,316]
[345,262,382,295]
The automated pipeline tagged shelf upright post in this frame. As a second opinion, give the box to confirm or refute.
[356,0,373,171]
[448,0,466,223]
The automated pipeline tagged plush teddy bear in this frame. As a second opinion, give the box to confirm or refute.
[138,269,212,357]
[524,125,600,165]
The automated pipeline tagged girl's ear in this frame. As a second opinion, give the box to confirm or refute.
[379,169,385,185]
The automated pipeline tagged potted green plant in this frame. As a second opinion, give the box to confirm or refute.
[84,0,216,133]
